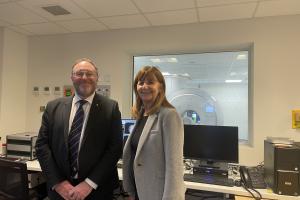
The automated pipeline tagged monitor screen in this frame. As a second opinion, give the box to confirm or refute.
[184,125,238,163]
[121,119,136,147]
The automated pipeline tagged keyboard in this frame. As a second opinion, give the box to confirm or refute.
[184,173,234,187]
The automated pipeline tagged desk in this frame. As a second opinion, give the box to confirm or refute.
[27,160,299,200]
[185,181,299,200]
[235,196,270,200]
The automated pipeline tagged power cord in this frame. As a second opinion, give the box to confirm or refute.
[241,181,262,200]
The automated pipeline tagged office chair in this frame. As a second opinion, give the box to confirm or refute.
[0,158,38,200]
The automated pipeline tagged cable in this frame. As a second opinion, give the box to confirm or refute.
[241,182,262,200]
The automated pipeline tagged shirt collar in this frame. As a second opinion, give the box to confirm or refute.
[73,92,95,105]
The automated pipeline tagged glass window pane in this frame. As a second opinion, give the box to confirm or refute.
[134,51,249,141]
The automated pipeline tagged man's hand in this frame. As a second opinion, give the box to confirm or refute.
[126,196,135,200]
[54,180,74,200]
[68,181,93,200]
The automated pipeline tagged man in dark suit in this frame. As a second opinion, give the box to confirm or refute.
[35,58,122,200]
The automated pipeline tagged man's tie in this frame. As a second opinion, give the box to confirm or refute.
[68,99,87,176]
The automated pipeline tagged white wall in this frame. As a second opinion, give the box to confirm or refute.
[0,28,3,140]
[0,28,28,142]
[24,14,300,165]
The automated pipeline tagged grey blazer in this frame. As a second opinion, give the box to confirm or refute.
[122,107,185,200]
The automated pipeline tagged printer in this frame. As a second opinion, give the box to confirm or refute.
[6,132,38,160]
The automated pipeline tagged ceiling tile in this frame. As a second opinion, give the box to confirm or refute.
[18,0,91,21]
[255,0,300,17]
[146,9,198,26]
[7,25,33,35]
[73,0,139,17]
[57,19,107,32]
[197,0,258,7]
[100,14,149,29]
[20,22,69,35]
[133,0,195,13]
[0,0,12,3]
[0,19,10,26]
[0,2,47,25]
[198,2,256,22]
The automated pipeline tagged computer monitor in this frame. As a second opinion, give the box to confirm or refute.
[0,158,30,199]
[184,125,238,164]
[121,119,136,148]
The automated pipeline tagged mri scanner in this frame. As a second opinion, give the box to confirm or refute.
[164,75,223,125]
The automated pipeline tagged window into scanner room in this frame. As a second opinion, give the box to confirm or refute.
[134,51,249,141]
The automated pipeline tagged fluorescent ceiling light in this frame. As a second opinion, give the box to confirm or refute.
[225,80,242,83]
[150,58,177,63]
[150,58,161,63]
[167,58,178,63]
[237,54,247,60]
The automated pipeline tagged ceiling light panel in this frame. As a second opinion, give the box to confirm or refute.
[237,54,247,60]
[225,80,242,83]
[73,0,139,17]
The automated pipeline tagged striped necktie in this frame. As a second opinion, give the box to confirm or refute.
[68,99,87,176]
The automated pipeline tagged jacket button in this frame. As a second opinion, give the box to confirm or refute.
[137,163,142,166]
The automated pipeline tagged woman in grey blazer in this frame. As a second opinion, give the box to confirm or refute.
[122,66,185,200]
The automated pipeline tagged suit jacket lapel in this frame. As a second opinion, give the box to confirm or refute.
[80,94,102,147]
[63,97,73,147]
[135,113,158,159]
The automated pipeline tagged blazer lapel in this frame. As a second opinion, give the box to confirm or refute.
[135,113,158,159]
[63,97,73,147]
[80,95,102,147]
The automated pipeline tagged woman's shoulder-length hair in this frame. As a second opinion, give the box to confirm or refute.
[132,66,174,119]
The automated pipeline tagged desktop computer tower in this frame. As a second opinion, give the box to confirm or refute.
[264,140,300,196]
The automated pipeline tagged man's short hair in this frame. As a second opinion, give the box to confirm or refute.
[72,58,98,74]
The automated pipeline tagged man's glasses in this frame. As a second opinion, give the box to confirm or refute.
[73,71,97,78]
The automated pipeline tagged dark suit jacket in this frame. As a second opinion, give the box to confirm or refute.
[35,93,122,199]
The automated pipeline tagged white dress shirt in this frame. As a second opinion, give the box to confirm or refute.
[69,92,98,189]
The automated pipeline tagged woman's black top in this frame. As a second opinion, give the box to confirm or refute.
[130,116,148,152]
[130,115,148,199]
